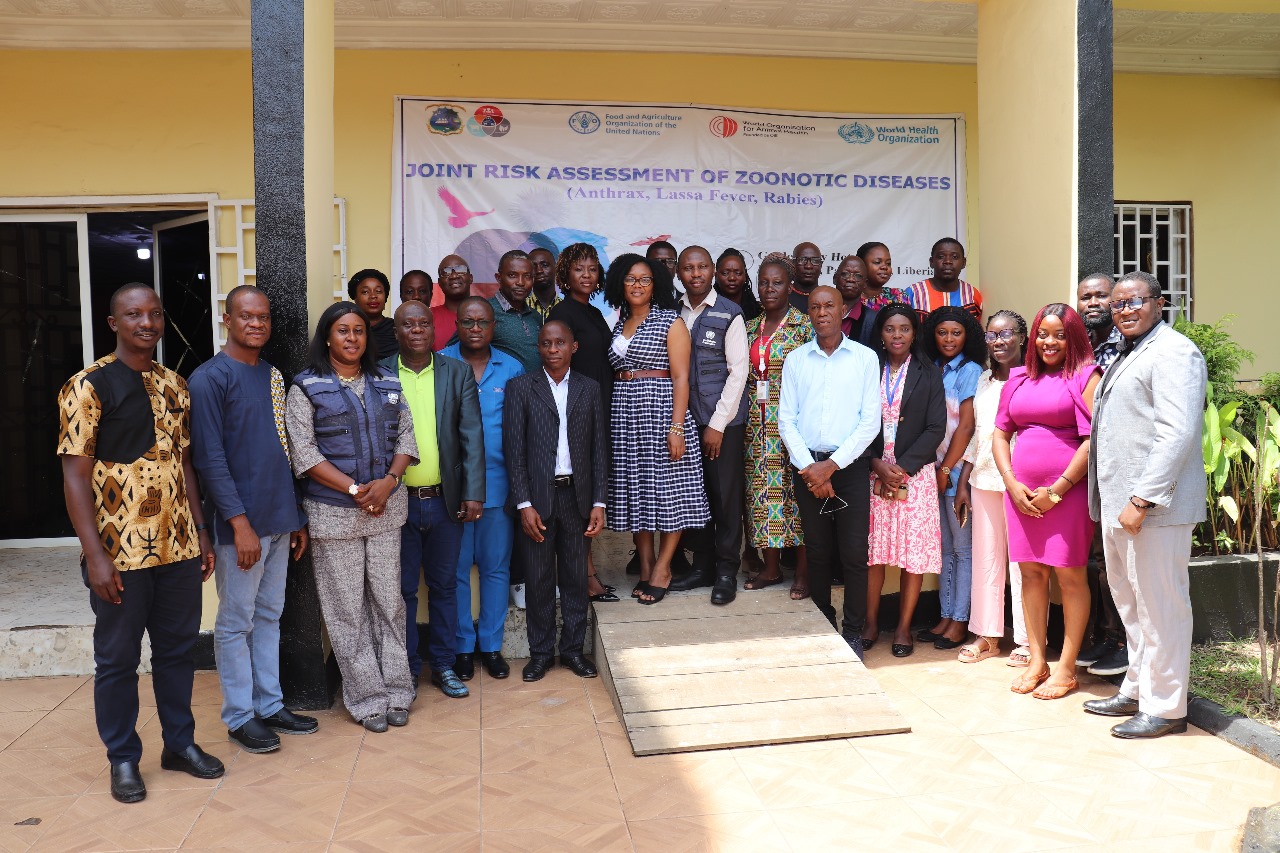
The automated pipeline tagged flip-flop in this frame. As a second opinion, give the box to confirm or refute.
[743,573,784,590]
[1011,669,1050,694]
[789,582,810,601]
[1033,676,1079,701]
[1006,647,1031,668]
[958,637,1000,664]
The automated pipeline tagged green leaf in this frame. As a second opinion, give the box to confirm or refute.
[1219,496,1240,522]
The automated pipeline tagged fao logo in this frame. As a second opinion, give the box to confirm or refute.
[709,116,739,138]
[569,111,601,134]
[837,121,875,144]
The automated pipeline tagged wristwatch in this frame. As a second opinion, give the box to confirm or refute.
[940,466,951,477]
[1047,489,1062,505]
[387,472,401,485]
[347,483,360,496]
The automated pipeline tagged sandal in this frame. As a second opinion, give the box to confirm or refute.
[638,585,667,605]
[958,637,1000,664]
[631,580,648,599]
[1011,669,1050,694]
[789,581,810,601]
[1032,676,1079,701]
[1006,646,1031,668]
[743,572,784,590]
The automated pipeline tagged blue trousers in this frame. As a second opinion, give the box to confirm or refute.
[400,494,463,676]
[456,510,513,654]
[939,492,974,621]
[86,557,201,765]
[213,533,289,730]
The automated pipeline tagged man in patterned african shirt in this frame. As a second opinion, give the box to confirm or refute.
[58,283,223,804]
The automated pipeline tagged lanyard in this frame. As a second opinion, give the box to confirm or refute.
[884,358,908,406]
[756,320,780,378]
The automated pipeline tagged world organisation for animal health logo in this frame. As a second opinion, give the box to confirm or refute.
[466,104,512,138]
[709,115,739,138]
[837,121,876,144]
[568,111,601,134]
[427,104,464,136]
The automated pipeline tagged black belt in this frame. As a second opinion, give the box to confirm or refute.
[811,451,833,461]
[553,475,574,487]
[406,484,442,499]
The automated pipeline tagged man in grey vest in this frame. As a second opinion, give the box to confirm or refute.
[668,245,750,605]
[1085,271,1207,738]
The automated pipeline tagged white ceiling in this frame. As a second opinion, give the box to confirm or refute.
[1,0,1278,76]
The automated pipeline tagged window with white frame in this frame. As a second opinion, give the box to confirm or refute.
[1113,202,1192,323]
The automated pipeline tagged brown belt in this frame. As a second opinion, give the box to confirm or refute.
[615,369,671,381]
[406,485,442,499]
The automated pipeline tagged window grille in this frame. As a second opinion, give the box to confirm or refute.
[1113,202,1192,323]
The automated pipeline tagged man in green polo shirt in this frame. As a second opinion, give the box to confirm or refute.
[379,301,485,700]
[488,250,543,373]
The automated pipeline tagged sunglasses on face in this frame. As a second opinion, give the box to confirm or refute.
[458,318,493,329]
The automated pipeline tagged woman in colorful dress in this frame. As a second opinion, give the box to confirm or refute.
[605,253,710,605]
[856,242,907,308]
[740,253,814,598]
[862,303,947,657]
[993,304,1101,700]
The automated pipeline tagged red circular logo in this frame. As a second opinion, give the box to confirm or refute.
[709,116,739,138]
[474,104,504,123]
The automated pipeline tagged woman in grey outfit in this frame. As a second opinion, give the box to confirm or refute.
[286,301,418,732]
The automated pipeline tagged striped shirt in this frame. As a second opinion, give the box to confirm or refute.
[902,279,983,323]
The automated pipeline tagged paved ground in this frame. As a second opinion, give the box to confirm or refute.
[1,637,1274,852]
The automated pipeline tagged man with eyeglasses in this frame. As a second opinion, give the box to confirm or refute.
[646,241,680,292]
[488,250,544,374]
[434,255,473,350]
[1075,273,1128,681]
[778,285,880,656]
[381,300,486,701]
[1086,271,1206,739]
[789,242,825,311]
[439,297,523,681]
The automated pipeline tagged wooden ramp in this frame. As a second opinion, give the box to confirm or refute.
[592,588,910,756]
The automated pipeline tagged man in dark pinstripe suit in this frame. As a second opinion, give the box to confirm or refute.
[503,321,608,682]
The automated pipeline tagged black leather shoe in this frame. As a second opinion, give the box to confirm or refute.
[481,651,510,679]
[710,574,737,606]
[160,744,225,779]
[386,708,409,727]
[523,655,554,682]
[560,653,599,678]
[228,718,281,753]
[261,708,318,735]
[454,652,475,682]
[1083,692,1140,718]
[1111,712,1188,739]
[668,566,714,591]
[110,761,146,803]
[842,635,865,662]
[892,642,914,658]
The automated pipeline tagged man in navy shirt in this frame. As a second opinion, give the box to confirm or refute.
[189,285,315,754]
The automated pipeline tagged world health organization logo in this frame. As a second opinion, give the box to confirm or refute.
[568,111,601,134]
[837,121,876,144]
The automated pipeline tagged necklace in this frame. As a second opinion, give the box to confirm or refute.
[337,371,363,384]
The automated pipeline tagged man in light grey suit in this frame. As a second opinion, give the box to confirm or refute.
[1085,271,1206,739]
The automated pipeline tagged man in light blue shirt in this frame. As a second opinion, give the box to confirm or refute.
[778,285,881,655]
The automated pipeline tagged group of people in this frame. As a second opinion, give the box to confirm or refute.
[58,235,1207,804]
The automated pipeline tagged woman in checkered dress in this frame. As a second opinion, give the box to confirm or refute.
[605,253,710,604]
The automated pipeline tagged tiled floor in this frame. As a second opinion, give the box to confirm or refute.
[1,643,1272,852]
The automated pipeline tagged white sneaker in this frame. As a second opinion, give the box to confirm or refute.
[510,583,526,609]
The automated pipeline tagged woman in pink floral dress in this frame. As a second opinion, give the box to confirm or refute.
[863,303,948,657]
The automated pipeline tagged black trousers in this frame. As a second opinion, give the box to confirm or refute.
[793,458,871,635]
[1087,526,1125,644]
[85,557,202,765]
[683,424,746,578]
[519,485,591,658]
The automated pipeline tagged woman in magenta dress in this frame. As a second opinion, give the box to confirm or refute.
[993,304,1101,700]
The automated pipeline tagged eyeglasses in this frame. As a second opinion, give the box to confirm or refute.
[795,256,825,266]
[985,330,1018,342]
[623,276,654,286]
[457,318,494,329]
[1109,295,1159,314]
[441,265,469,275]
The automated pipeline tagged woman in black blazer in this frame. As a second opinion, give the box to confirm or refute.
[861,303,947,657]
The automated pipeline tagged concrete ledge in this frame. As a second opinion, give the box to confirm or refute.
[1189,694,1280,769]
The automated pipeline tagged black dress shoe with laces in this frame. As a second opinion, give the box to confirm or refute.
[560,653,598,678]
[668,566,714,591]
[523,655,554,682]
[454,652,476,682]
[1111,712,1188,739]
[709,574,737,606]
[1082,692,1139,718]
[160,744,225,779]
[261,708,319,735]
[110,761,146,803]
[229,718,281,753]
[481,651,510,679]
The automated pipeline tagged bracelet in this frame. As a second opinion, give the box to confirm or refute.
[668,423,685,436]
[194,523,208,532]
[1058,473,1076,486]
[1130,496,1155,510]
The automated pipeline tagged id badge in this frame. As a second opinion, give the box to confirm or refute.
[756,380,769,403]
[882,419,897,445]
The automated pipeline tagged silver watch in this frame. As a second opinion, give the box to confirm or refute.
[347,483,360,496]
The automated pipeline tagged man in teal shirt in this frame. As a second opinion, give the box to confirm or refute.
[488,250,543,374]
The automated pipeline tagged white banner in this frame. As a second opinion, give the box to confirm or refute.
[393,98,965,296]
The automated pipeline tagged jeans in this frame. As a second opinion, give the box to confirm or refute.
[938,492,973,621]
[213,533,289,730]
[86,557,201,765]
[401,495,463,675]
[456,510,513,654]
